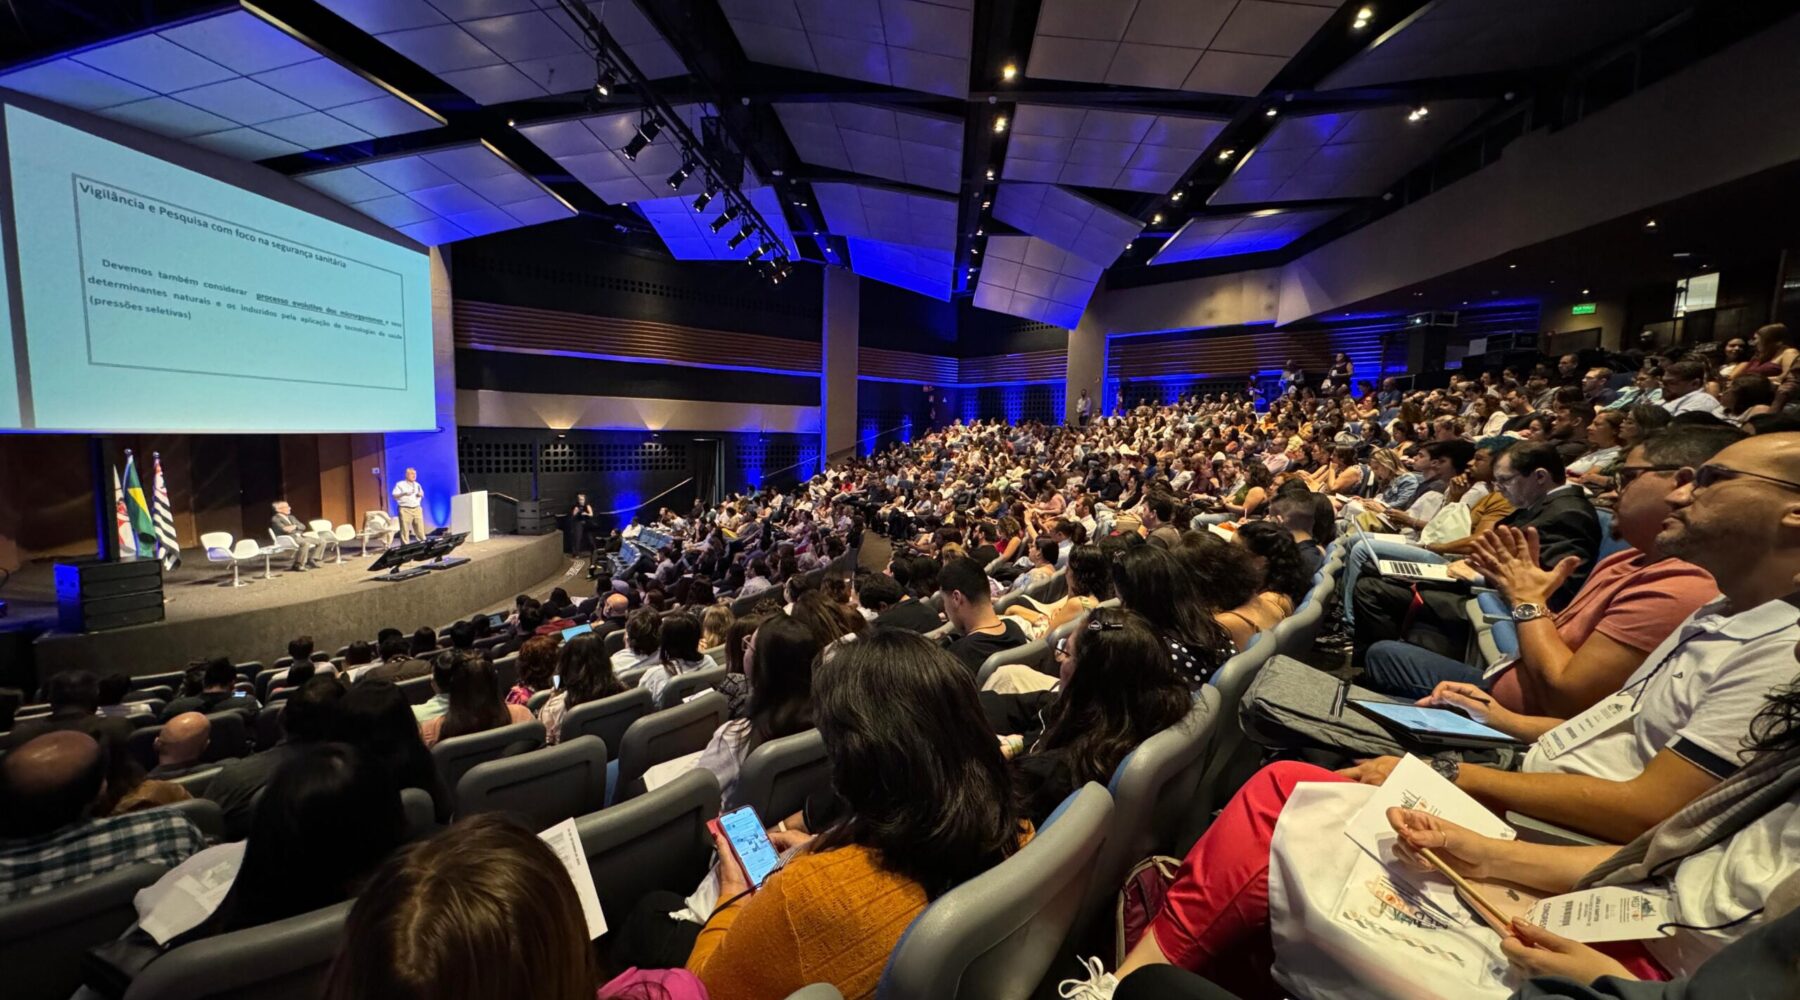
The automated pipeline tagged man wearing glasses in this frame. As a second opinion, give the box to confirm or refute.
[1358,426,1737,704]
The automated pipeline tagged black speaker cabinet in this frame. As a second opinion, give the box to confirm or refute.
[55,557,165,633]
[515,500,554,534]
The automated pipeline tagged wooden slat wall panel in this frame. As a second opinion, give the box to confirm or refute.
[1108,324,1388,380]
[859,347,959,384]
[960,350,1067,383]
[455,300,823,372]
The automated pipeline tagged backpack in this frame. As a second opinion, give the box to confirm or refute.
[1115,855,1181,966]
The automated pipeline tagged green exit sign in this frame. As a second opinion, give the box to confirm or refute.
[1571,302,1598,315]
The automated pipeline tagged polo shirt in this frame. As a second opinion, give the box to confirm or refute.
[1662,389,1727,417]
[1522,596,1800,782]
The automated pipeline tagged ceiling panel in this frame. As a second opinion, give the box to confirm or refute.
[316,0,684,105]
[991,182,1143,267]
[813,181,957,297]
[1026,0,1335,96]
[973,235,1103,328]
[0,9,442,159]
[1149,206,1341,263]
[637,186,798,261]
[297,141,575,244]
[1209,99,1488,206]
[1003,104,1225,193]
[516,104,726,204]
[719,0,974,99]
[773,101,964,193]
[1321,0,1695,90]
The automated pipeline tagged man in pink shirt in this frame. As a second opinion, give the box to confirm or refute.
[1360,425,1736,710]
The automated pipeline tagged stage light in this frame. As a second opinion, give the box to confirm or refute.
[748,242,771,262]
[1353,6,1372,29]
[1218,148,1236,161]
[710,203,741,233]
[667,158,694,189]
[993,115,1008,133]
[1264,107,1278,118]
[1002,63,1017,81]
[1171,191,1183,201]
[1406,105,1429,122]
[692,180,717,213]
[594,67,616,98]
[986,168,995,180]
[622,117,661,160]
[727,224,751,249]
[1152,213,1163,224]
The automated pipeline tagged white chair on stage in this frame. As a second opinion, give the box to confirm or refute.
[308,519,343,563]
[359,511,398,554]
[265,531,299,576]
[202,533,264,587]
[332,523,357,562]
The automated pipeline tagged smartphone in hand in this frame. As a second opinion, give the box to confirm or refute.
[707,805,785,889]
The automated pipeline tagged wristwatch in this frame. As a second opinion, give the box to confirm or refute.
[1429,755,1461,784]
[1511,602,1546,622]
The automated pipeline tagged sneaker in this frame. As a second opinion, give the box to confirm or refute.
[1058,956,1118,1000]
[1315,628,1353,652]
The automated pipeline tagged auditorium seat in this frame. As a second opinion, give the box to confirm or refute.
[602,629,628,657]
[527,688,555,714]
[454,735,606,829]
[200,533,256,588]
[128,671,186,693]
[163,798,224,840]
[170,765,223,799]
[307,519,341,563]
[614,691,728,803]
[127,685,175,704]
[252,667,283,700]
[876,783,1113,1000]
[1181,633,1278,851]
[574,768,719,930]
[399,786,439,841]
[0,861,164,1000]
[119,899,352,1000]
[252,704,284,751]
[200,711,251,761]
[491,651,520,692]
[975,639,1050,688]
[785,988,845,1000]
[617,666,651,688]
[395,675,433,706]
[728,590,765,617]
[730,728,830,820]
[559,687,653,762]
[1270,598,1327,660]
[430,719,546,794]
[656,664,727,709]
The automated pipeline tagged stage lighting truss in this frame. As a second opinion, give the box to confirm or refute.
[553,0,791,283]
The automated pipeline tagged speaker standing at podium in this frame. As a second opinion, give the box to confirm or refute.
[392,467,426,542]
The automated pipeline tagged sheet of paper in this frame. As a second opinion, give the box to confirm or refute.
[1357,531,1412,545]
[1344,755,1515,919]
[641,749,705,792]
[1525,886,1677,943]
[134,842,245,946]
[539,817,608,939]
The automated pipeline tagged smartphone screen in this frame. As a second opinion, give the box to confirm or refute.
[718,806,783,888]
[488,612,507,629]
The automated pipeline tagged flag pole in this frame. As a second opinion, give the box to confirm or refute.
[90,436,117,561]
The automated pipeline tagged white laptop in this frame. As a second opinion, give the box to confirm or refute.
[1376,558,1454,582]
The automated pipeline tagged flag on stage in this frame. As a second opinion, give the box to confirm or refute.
[152,452,181,571]
[122,451,157,557]
[113,465,137,559]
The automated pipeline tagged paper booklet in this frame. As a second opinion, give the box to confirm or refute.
[539,817,608,939]
[1343,754,1517,924]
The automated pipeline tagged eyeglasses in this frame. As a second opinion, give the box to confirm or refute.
[1615,464,1683,489]
[1693,463,1800,493]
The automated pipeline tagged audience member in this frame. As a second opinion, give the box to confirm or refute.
[612,609,663,675]
[206,674,344,839]
[147,711,212,779]
[539,634,627,745]
[419,653,532,748]
[939,555,1028,672]
[1112,544,1234,686]
[332,680,450,823]
[507,635,558,706]
[636,612,718,703]
[161,657,257,720]
[694,611,818,801]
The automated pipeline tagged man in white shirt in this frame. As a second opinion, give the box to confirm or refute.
[1661,360,1728,417]
[391,467,425,542]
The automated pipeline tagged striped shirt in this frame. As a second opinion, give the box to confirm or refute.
[0,807,204,902]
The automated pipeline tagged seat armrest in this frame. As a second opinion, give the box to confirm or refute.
[1506,810,1606,847]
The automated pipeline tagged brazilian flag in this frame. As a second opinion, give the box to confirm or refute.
[122,451,158,558]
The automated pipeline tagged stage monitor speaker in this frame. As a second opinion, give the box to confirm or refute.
[55,557,165,633]
[514,500,554,535]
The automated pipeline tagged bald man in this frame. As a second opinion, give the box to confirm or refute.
[148,712,212,780]
[0,731,203,901]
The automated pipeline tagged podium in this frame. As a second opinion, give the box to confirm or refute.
[450,490,490,542]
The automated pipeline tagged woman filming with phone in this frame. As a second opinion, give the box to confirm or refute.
[686,628,1033,1000]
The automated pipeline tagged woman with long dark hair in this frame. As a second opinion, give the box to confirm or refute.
[1009,608,1192,824]
[1175,531,1278,651]
[695,611,819,801]
[539,634,627,745]
[687,629,1028,1000]
[421,654,531,748]
[636,612,718,703]
[332,680,450,822]
[1232,521,1311,607]
[1111,544,1235,686]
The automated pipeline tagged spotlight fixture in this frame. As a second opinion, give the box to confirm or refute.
[981,199,991,209]
[993,115,1008,133]
[622,117,661,160]
[1352,5,1373,28]
[1507,263,1517,269]
[748,242,771,262]
[594,67,616,98]
[1643,218,1658,230]
[1152,213,1163,224]
[1171,191,1183,202]
[1264,107,1278,118]
[666,158,694,189]
[1218,148,1236,161]
[710,203,741,233]
[985,168,995,180]
[975,228,984,236]
[727,222,753,249]
[971,245,980,254]
[1002,63,1017,81]
[1406,105,1429,122]
[692,179,717,213]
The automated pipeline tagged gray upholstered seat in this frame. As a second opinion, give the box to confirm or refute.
[731,728,830,820]
[455,735,607,829]
[613,691,728,803]
[876,783,1113,1000]
[430,719,546,795]
[656,664,727,709]
[974,639,1051,689]
[575,768,720,926]
[559,687,653,762]
[0,862,164,1000]
[121,899,352,1000]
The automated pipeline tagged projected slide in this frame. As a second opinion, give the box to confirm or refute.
[4,104,435,432]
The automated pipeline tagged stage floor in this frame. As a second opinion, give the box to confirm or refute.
[11,533,570,682]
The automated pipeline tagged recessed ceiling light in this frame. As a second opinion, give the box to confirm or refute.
[986,168,995,180]
[1507,263,1516,269]
[771,168,784,177]
[975,228,983,236]
[1264,107,1278,118]
[981,200,991,209]
[1582,288,1591,294]
[993,116,1008,133]
[1672,251,1691,258]
[506,118,516,127]
[1643,218,1658,229]
[1357,5,1374,18]
[1171,191,1183,202]
[1001,63,1017,81]
[1218,148,1236,161]
[1152,213,1163,224]
[1406,105,1429,122]
[971,246,980,254]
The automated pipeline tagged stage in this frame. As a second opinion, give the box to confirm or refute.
[9,533,568,682]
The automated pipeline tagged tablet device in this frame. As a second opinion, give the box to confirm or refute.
[1348,700,1523,749]
[561,623,593,642]
[488,612,508,629]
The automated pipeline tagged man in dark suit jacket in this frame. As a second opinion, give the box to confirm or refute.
[1350,441,1601,663]
[270,500,321,572]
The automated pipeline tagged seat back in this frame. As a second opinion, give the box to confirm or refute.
[456,735,607,829]
[431,720,546,793]
[1271,600,1326,660]
[198,531,233,553]
[130,671,187,693]
[399,786,439,841]
[785,988,845,1000]
[491,652,520,692]
[560,687,653,762]
[731,729,831,820]
[161,798,224,840]
[876,784,1114,1000]
[229,539,261,559]
[575,768,720,927]
[253,667,283,700]
[615,691,729,801]
[974,639,1050,689]
[121,900,352,1000]
[201,711,251,761]
[170,766,223,798]
[395,675,434,705]
[1182,633,1278,851]
[0,862,165,1000]
[253,704,284,750]
[1594,509,1629,562]
[527,688,555,714]
[307,519,333,533]
[127,725,161,770]
[656,664,727,709]
[602,629,628,657]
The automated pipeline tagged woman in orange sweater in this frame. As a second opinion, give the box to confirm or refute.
[687,628,1030,1000]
